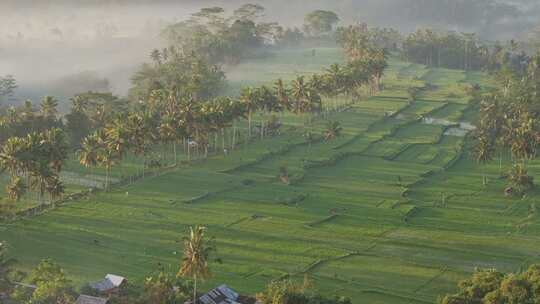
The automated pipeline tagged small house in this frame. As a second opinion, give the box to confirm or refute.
[89,274,126,294]
[198,284,240,304]
[75,295,109,304]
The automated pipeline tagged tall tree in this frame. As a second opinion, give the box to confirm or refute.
[178,226,213,304]
[240,87,259,138]
[0,242,15,296]
[304,10,340,37]
[40,96,59,119]
[473,132,495,186]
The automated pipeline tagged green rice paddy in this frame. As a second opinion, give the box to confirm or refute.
[2,47,540,304]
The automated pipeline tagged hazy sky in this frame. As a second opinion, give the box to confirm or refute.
[0,0,538,104]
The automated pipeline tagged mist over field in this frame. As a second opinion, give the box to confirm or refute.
[1,0,539,104]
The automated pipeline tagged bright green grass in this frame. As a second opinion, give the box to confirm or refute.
[224,47,345,95]
[4,49,539,304]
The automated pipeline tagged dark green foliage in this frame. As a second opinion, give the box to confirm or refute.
[257,280,351,304]
[162,4,280,65]
[304,10,340,37]
[439,265,540,304]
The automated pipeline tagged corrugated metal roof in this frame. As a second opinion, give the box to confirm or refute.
[75,295,108,304]
[90,274,126,292]
[199,285,239,304]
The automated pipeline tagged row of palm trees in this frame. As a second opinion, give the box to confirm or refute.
[473,56,540,192]
[0,96,63,144]
[0,128,68,203]
[77,56,387,190]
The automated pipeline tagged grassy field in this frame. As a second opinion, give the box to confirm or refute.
[2,48,540,304]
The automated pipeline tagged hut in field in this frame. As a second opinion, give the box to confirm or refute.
[89,274,127,295]
[198,284,240,304]
[197,284,256,304]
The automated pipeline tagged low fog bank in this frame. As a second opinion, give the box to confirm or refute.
[1,0,539,105]
[1,37,158,104]
[0,1,198,104]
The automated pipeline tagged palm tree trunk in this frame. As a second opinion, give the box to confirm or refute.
[142,157,146,179]
[174,142,177,166]
[221,128,225,153]
[193,275,198,304]
[232,121,237,150]
[248,111,252,138]
[499,151,503,176]
[260,118,264,140]
[106,167,110,191]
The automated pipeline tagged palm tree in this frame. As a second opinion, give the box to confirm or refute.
[240,87,258,138]
[30,163,52,205]
[0,137,26,177]
[105,118,130,163]
[40,96,59,119]
[230,100,246,150]
[178,99,199,161]
[43,128,68,174]
[508,163,534,193]
[274,79,290,112]
[304,89,322,123]
[473,133,494,186]
[326,63,344,97]
[159,114,180,165]
[46,175,65,203]
[94,130,116,190]
[323,121,343,141]
[150,49,162,66]
[291,76,308,114]
[178,226,213,304]
[257,86,280,139]
[6,176,26,202]
[78,134,100,177]
[0,242,15,294]
[70,95,88,113]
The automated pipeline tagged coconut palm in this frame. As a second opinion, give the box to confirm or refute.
[150,49,162,66]
[0,137,26,177]
[323,121,343,141]
[159,114,180,165]
[46,175,65,202]
[0,242,15,294]
[78,133,100,176]
[30,163,53,205]
[508,163,534,193]
[273,79,290,111]
[178,226,213,304]
[178,99,200,160]
[257,86,280,139]
[70,95,89,113]
[326,63,344,96]
[304,89,322,123]
[105,117,130,162]
[291,76,308,114]
[6,176,26,202]
[126,111,158,176]
[42,128,68,174]
[94,130,116,190]
[473,132,495,186]
[40,96,59,119]
[240,87,258,138]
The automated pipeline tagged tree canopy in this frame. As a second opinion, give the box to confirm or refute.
[304,10,340,37]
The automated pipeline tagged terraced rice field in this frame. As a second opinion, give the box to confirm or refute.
[2,48,540,304]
